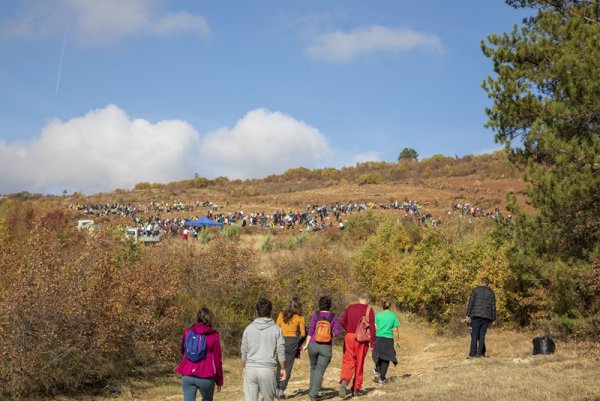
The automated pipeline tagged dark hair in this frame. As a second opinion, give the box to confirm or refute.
[318,295,332,311]
[282,297,303,324]
[256,297,273,318]
[481,277,490,286]
[196,307,213,327]
[382,299,392,310]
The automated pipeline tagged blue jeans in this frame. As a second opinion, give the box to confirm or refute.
[469,317,491,357]
[181,376,215,401]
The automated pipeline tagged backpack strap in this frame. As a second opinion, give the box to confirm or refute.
[365,306,371,323]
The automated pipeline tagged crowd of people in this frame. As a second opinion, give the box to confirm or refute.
[71,199,429,238]
[450,202,504,220]
[73,199,510,241]
[176,293,401,401]
[176,280,497,401]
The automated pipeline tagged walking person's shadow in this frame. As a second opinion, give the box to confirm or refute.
[284,386,376,400]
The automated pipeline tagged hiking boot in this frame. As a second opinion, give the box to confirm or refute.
[339,380,347,398]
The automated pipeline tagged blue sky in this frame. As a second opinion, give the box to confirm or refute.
[0,1,530,194]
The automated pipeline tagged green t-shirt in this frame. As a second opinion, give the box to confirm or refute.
[374,310,400,338]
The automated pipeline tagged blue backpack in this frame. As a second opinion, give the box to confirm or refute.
[184,330,207,362]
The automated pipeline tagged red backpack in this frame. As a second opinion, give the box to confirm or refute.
[355,306,371,343]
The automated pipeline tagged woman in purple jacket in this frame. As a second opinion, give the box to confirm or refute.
[301,295,340,401]
[175,307,224,401]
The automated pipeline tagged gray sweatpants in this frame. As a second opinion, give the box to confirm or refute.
[244,366,277,401]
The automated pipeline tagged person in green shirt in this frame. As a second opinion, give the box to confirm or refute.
[373,299,400,384]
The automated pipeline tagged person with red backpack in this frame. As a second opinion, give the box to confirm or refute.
[338,293,375,398]
[175,307,223,401]
[302,295,340,401]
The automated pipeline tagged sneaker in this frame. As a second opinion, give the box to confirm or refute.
[339,380,347,398]
[352,389,364,397]
[373,367,380,383]
[379,378,387,386]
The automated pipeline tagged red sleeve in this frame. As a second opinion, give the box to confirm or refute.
[369,307,376,348]
[214,334,224,386]
[341,307,349,331]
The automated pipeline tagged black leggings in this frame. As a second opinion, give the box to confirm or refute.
[377,359,390,381]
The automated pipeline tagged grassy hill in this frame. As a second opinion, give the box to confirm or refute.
[6,150,599,400]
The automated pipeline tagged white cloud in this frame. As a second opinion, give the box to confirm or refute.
[352,151,382,164]
[0,0,210,45]
[0,106,332,194]
[200,108,331,179]
[0,104,202,194]
[307,25,441,62]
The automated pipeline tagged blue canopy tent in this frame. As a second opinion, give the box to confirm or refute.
[185,216,224,227]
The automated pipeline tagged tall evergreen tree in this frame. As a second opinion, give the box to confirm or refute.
[482,0,600,326]
[483,0,600,260]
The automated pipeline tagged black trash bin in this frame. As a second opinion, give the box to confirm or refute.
[532,336,555,355]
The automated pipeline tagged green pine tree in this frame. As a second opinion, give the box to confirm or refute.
[482,0,600,328]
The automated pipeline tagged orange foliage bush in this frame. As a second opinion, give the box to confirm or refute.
[268,244,355,317]
[0,206,182,398]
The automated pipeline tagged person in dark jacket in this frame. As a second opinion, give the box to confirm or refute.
[466,277,496,358]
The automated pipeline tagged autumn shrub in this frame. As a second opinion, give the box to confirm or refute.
[222,225,241,242]
[279,232,310,250]
[199,228,214,244]
[353,218,413,300]
[174,240,265,355]
[133,181,152,190]
[353,218,513,325]
[343,210,384,243]
[268,245,355,317]
[356,173,382,185]
[261,233,274,252]
[0,207,181,399]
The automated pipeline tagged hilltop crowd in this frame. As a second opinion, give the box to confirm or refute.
[72,199,427,237]
[450,203,504,220]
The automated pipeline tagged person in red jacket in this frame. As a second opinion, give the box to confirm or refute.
[175,307,224,401]
[339,293,375,398]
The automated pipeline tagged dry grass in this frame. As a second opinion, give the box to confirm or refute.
[52,315,600,401]
[75,177,527,222]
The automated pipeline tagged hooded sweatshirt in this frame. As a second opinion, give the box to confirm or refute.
[175,323,224,386]
[241,318,285,369]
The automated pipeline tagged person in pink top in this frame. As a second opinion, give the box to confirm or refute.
[175,307,224,401]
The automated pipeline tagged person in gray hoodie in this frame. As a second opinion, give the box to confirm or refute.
[241,297,286,401]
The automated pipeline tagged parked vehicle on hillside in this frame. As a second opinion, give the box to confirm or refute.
[77,219,98,231]
[125,227,161,244]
